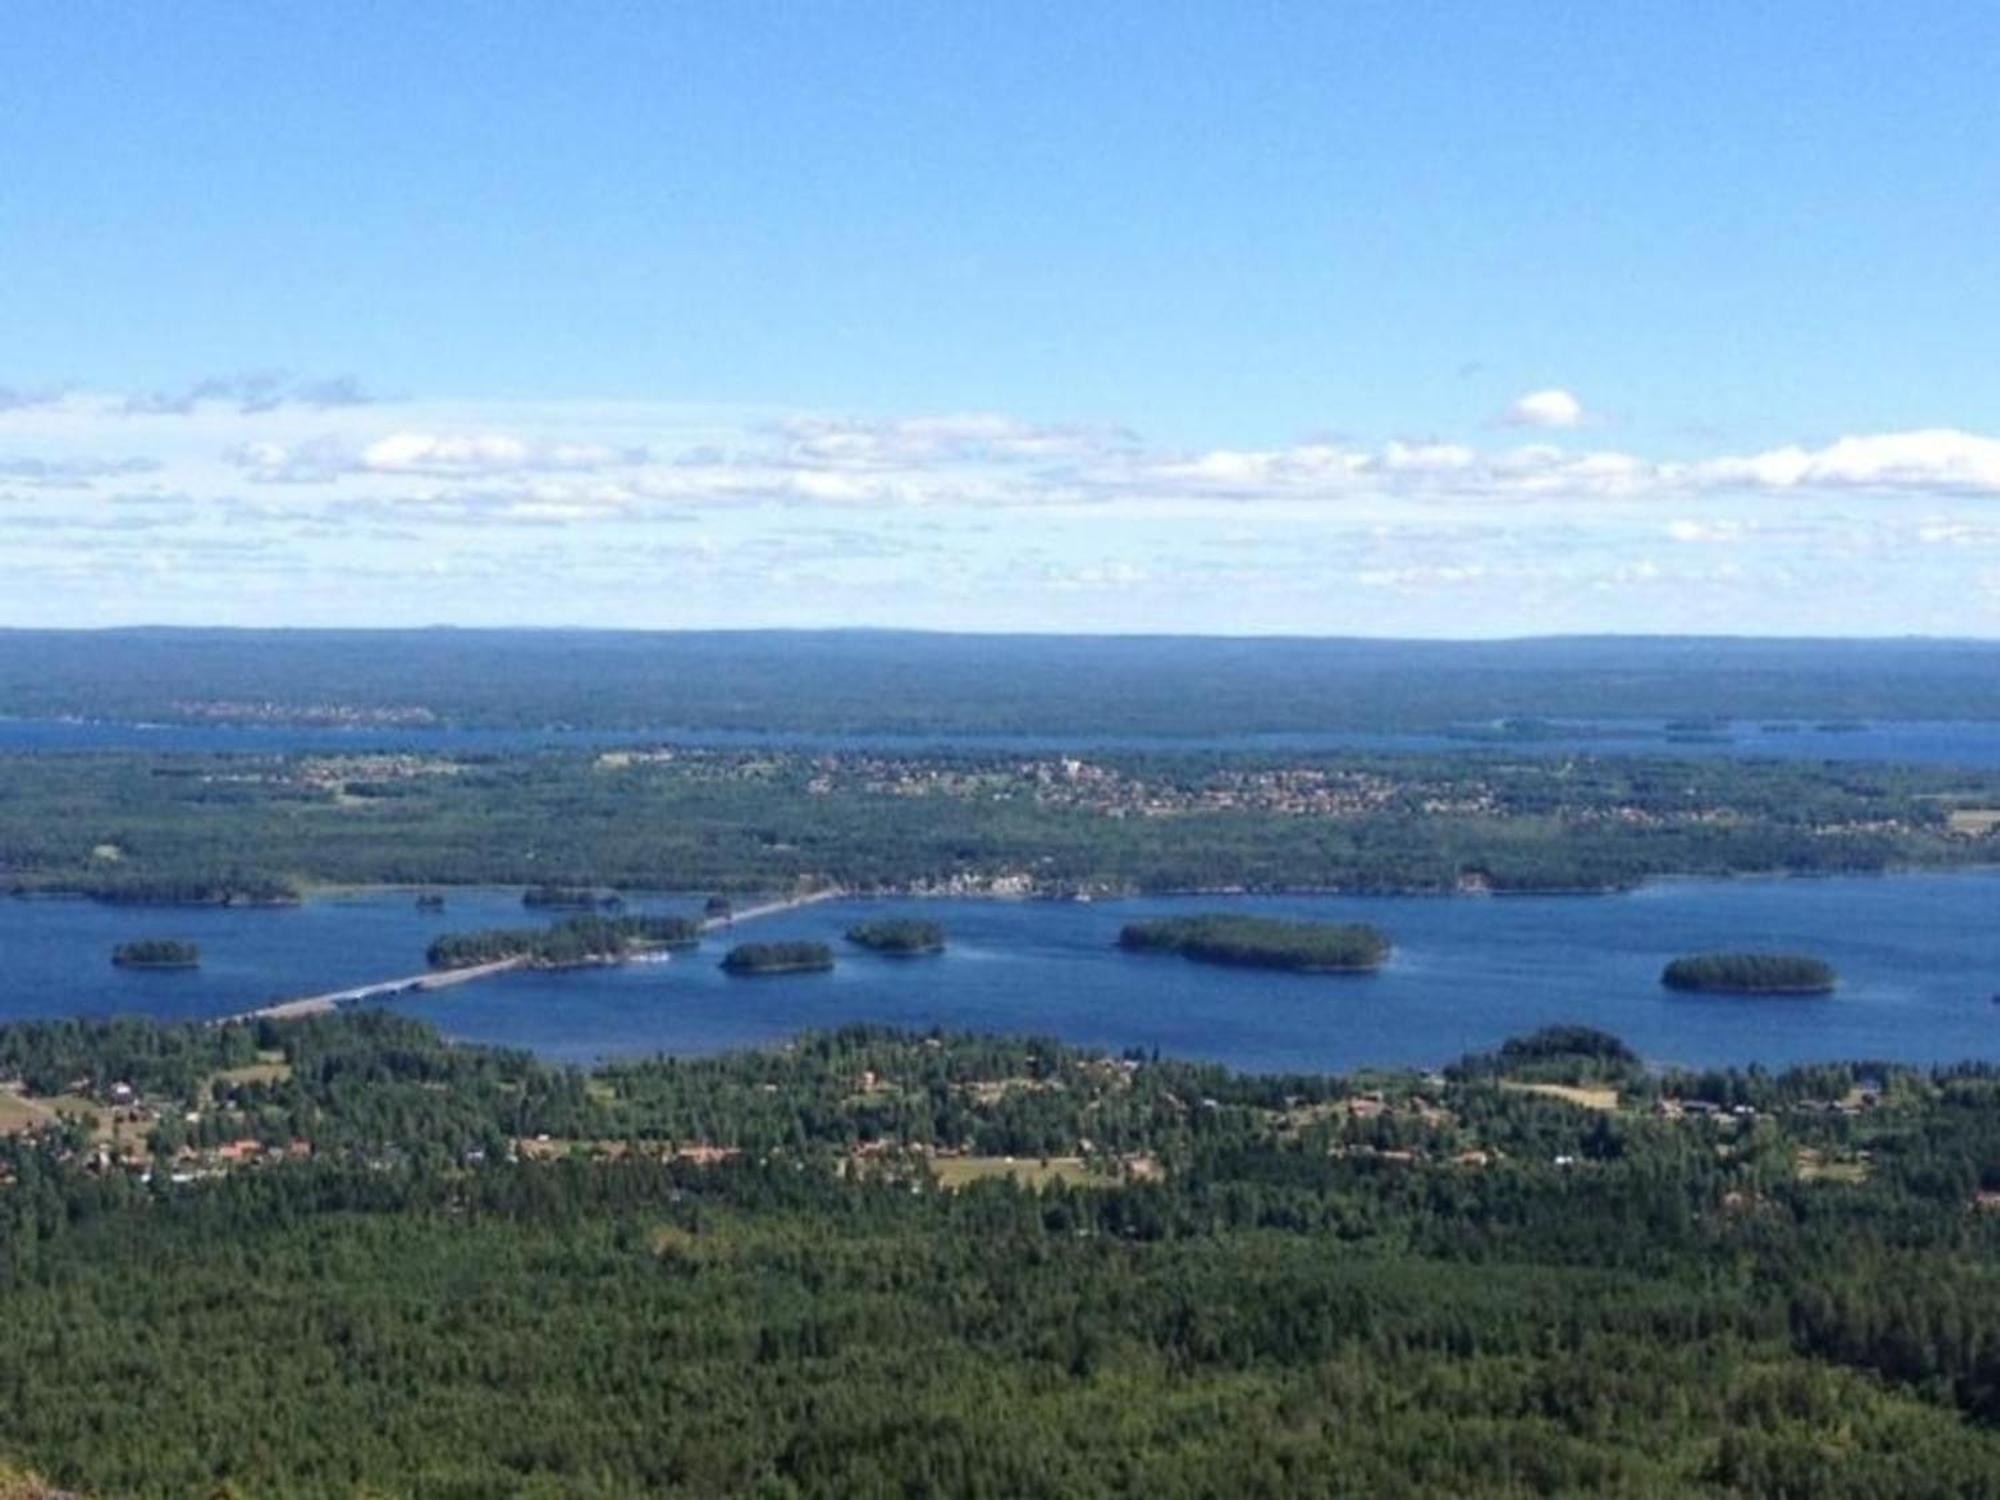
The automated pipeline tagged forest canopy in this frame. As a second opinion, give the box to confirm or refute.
[1,1010,2000,1495]
[721,940,835,975]
[108,938,200,969]
[845,917,946,955]
[1661,952,1838,994]
[1118,914,1391,972]
[426,913,700,970]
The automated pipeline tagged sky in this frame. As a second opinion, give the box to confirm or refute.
[4,2,2000,635]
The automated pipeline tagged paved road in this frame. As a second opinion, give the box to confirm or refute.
[221,956,528,1025]
[699,886,845,931]
[221,886,847,1025]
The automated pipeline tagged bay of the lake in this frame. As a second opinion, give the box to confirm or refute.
[14,715,2000,766]
[6,874,2000,1074]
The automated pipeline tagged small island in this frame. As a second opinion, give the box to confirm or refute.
[1660,952,1838,995]
[522,884,616,911]
[721,940,835,976]
[1117,914,1391,973]
[428,913,700,971]
[414,892,446,911]
[111,938,201,970]
[846,918,946,956]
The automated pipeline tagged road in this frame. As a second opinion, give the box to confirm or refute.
[699,885,845,931]
[219,885,846,1026]
[219,956,528,1025]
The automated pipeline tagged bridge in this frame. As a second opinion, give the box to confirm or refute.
[217,886,846,1026]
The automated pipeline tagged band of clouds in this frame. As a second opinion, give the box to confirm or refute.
[6,379,2000,533]
[243,421,2000,521]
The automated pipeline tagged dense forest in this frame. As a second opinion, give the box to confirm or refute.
[11,628,2000,733]
[0,1012,1998,1495]
[1662,952,1840,995]
[1,743,1997,902]
[1119,913,1391,972]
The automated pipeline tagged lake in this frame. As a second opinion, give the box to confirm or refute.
[12,715,2000,766]
[6,874,2000,1074]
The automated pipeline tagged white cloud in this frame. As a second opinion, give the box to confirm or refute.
[1356,564,1490,591]
[1502,388,1587,429]
[358,432,634,475]
[227,431,644,483]
[773,412,1132,468]
[1666,519,1744,544]
[1690,429,2000,496]
[1105,438,1654,503]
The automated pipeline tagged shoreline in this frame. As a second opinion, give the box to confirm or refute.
[17,859,2000,914]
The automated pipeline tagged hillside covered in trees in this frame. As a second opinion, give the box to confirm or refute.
[1,1012,1999,1495]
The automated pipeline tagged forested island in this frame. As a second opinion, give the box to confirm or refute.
[109,939,200,970]
[846,917,946,955]
[721,940,835,975]
[1661,952,1839,995]
[1,1010,2000,1494]
[1118,914,1391,973]
[426,913,700,971]
[522,884,617,910]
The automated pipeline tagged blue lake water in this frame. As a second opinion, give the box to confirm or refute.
[7,876,2000,1074]
[11,716,2000,766]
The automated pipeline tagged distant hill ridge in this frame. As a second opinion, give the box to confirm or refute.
[4,629,2000,735]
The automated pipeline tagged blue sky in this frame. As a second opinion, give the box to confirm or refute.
[5,3,2000,633]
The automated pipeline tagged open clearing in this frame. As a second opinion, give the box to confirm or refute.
[930,1155,1112,1191]
[0,1090,52,1135]
[211,1054,293,1089]
[0,1090,128,1149]
[1796,1148,1871,1184]
[1501,1081,1621,1111]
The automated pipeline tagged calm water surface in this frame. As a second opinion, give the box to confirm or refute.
[11,716,2000,766]
[6,876,2000,1074]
